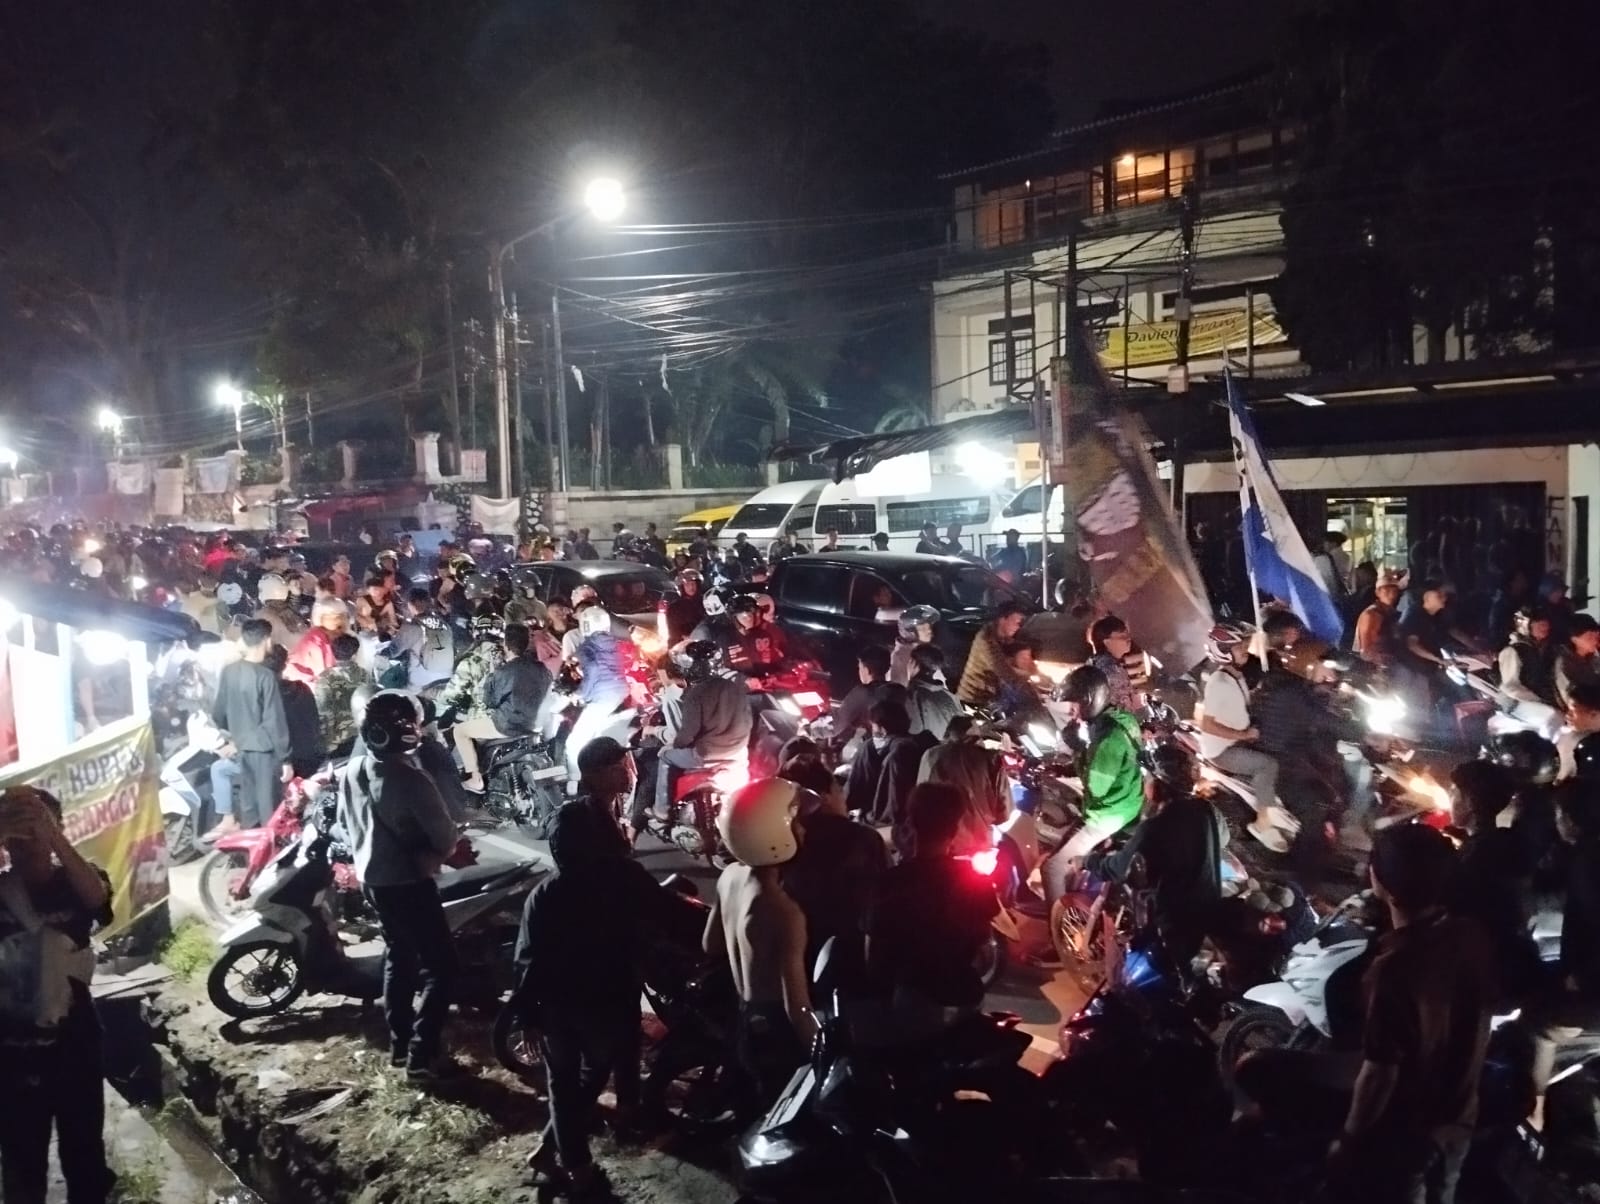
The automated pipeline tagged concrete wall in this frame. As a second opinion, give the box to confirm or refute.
[556,487,759,554]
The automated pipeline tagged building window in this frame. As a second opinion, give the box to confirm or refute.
[988,334,1035,385]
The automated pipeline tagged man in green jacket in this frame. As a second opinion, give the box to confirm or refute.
[1049,664,1145,876]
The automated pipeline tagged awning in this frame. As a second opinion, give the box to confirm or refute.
[769,407,1038,481]
[0,577,204,646]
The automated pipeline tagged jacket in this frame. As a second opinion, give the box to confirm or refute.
[337,754,458,886]
[577,632,630,703]
[1082,708,1143,828]
[956,624,1011,707]
[905,676,963,741]
[438,639,505,716]
[286,628,338,686]
[917,738,1008,855]
[211,660,290,758]
[1499,638,1555,705]
[674,675,752,762]
[482,654,553,736]
[313,661,370,754]
[1252,668,1361,778]
[255,601,307,650]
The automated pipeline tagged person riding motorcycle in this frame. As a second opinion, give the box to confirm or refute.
[1199,622,1290,852]
[566,602,633,784]
[654,641,752,819]
[1499,605,1557,707]
[666,569,706,644]
[388,588,458,690]
[433,554,476,623]
[690,583,738,647]
[888,604,940,687]
[254,572,308,650]
[723,594,789,684]
[1046,665,1144,871]
[435,615,506,723]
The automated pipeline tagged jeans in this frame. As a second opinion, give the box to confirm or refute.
[1335,1128,1471,1204]
[210,756,239,818]
[1212,744,1280,812]
[539,1010,639,1171]
[0,1026,114,1204]
[565,687,628,782]
[1041,811,1137,906]
[655,745,705,815]
[366,879,458,1068]
[736,1001,806,1114]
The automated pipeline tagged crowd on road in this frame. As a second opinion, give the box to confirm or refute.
[2,515,1600,1203]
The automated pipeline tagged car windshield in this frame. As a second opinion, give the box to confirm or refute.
[727,503,791,529]
[897,564,1018,612]
[592,572,673,613]
[670,526,707,544]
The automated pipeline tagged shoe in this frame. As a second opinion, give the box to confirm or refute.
[1263,805,1302,836]
[523,1139,566,1186]
[1247,818,1291,854]
[460,775,486,794]
[406,1054,466,1084]
[200,816,240,843]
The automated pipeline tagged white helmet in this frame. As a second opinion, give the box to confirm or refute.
[217,581,244,607]
[257,572,289,603]
[80,556,103,580]
[716,777,801,867]
[577,604,611,639]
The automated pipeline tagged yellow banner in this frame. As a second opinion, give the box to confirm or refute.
[0,718,169,938]
[1095,308,1286,369]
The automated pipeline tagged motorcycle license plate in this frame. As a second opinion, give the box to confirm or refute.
[759,1065,815,1131]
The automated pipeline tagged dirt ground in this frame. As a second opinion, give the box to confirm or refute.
[147,983,741,1204]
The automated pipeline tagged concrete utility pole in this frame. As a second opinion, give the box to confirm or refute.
[510,292,525,500]
[552,290,570,494]
[1170,182,1199,508]
[487,246,512,498]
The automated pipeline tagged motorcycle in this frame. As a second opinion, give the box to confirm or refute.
[206,821,551,1019]
[635,759,750,863]
[157,737,217,866]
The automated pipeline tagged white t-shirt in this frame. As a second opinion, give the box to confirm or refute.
[1200,667,1252,761]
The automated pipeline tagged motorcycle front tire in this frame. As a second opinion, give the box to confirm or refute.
[492,1003,546,1092]
[197,847,254,927]
[206,941,306,1019]
[976,931,1007,989]
[1215,1003,1298,1092]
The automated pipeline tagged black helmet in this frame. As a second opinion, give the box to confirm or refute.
[1061,665,1111,721]
[1574,733,1600,784]
[1484,729,1559,786]
[728,593,759,617]
[681,639,723,680]
[1142,741,1197,793]
[361,689,423,757]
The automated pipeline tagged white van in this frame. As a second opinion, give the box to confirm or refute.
[994,475,1077,564]
[813,473,1003,556]
[719,480,826,556]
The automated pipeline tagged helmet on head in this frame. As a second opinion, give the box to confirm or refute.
[577,604,611,639]
[570,583,598,607]
[728,593,759,618]
[470,614,505,641]
[217,582,244,607]
[897,604,941,641]
[702,584,736,617]
[1143,741,1199,793]
[447,554,476,579]
[460,573,493,601]
[257,573,289,603]
[1206,622,1252,665]
[676,567,702,585]
[681,639,723,680]
[1484,729,1560,787]
[361,689,423,757]
[716,777,802,867]
[1061,665,1111,721]
[1574,733,1600,784]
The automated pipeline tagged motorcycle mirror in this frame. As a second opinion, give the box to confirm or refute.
[873,608,903,625]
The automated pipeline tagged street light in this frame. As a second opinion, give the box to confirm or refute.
[488,174,628,500]
[214,380,246,451]
[96,406,125,457]
[0,446,17,474]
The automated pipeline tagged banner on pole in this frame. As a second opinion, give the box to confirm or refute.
[0,718,169,937]
[1095,307,1285,369]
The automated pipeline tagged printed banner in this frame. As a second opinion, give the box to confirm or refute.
[108,461,151,496]
[1054,337,1215,672]
[0,718,168,938]
[1095,307,1285,370]
[470,494,522,533]
[153,468,186,517]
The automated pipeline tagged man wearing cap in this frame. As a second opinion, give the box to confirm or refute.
[986,528,1027,582]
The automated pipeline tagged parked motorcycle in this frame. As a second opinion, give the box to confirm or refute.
[157,738,217,866]
[206,821,550,1019]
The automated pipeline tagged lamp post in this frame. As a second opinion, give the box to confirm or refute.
[214,381,246,451]
[487,175,626,500]
[96,406,125,458]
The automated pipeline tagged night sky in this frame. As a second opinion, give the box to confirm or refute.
[923,0,1286,121]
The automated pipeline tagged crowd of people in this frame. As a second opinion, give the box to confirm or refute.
[4,511,1600,1203]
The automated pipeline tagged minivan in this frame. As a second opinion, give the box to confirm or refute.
[812,473,1004,557]
[719,480,825,555]
[666,504,741,558]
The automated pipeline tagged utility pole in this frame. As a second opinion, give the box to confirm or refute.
[552,290,570,494]
[487,245,513,499]
[510,292,525,501]
[304,390,315,448]
[442,263,461,458]
[541,318,556,489]
[1170,182,1199,509]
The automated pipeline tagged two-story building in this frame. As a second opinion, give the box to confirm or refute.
[932,71,1299,439]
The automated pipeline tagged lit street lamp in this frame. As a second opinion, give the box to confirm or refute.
[488,174,627,499]
[214,380,246,451]
[0,446,18,474]
[96,406,125,457]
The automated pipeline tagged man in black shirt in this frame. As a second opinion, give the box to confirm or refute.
[514,803,665,1194]
[0,786,116,1204]
[865,782,998,1010]
[460,623,551,794]
[1400,582,1480,674]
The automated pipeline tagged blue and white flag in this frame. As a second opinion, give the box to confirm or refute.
[1225,372,1344,643]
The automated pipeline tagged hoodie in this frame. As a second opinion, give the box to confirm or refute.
[336,753,458,887]
[1083,708,1143,829]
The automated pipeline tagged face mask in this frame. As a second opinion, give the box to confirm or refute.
[870,734,891,751]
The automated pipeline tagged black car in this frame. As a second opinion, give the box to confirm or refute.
[508,561,677,626]
[765,551,1024,690]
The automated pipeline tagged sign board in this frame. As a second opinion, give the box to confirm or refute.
[1095,308,1286,369]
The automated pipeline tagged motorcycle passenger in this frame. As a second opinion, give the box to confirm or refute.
[864,781,999,1022]
[254,571,307,651]
[1088,615,1140,713]
[723,594,788,683]
[336,691,462,1083]
[654,641,750,820]
[0,786,116,1204]
[888,604,941,686]
[436,615,506,726]
[457,623,553,795]
[1086,742,1225,966]
[1199,623,1288,852]
[566,603,631,786]
[312,634,370,757]
[665,569,706,643]
[515,801,665,1195]
[905,644,963,742]
[1555,614,1600,711]
[533,598,576,676]
[994,640,1051,731]
[917,714,1009,858]
[847,699,924,855]
[390,588,458,691]
[833,645,903,750]
[689,583,737,647]
[286,597,351,685]
[956,600,1029,708]
[355,571,399,638]
[704,778,816,1105]
[1499,606,1557,706]
[1353,573,1405,670]
[1045,665,1143,874]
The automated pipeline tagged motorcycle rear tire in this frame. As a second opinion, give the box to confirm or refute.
[198,847,254,927]
[976,931,1007,989]
[207,941,305,1019]
[1215,1004,1297,1091]
[492,1003,546,1093]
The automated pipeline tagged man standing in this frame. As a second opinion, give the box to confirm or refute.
[956,600,1028,707]
[942,522,966,556]
[986,528,1027,582]
[819,527,842,553]
[914,522,944,555]
[731,532,763,575]
[769,529,808,564]
[337,691,461,1083]
[211,619,291,828]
